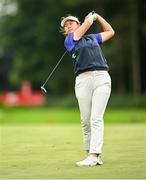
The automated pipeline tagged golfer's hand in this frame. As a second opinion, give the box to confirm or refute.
[85,11,98,24]
[86,11,94,18]
[85,15,97,25]
[92,13,98,21]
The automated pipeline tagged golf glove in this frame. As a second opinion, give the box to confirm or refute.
[86,11,94,18]
[86,14,98,25]
[86,11,98,24]
[92,13,98,21]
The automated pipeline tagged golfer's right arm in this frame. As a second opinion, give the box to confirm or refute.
[73,16,94,40]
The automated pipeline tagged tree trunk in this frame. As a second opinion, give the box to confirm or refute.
[130,0,141,95]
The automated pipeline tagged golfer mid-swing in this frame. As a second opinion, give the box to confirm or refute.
[60,11,115,166]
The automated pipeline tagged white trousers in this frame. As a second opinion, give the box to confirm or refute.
[75,70,111,154]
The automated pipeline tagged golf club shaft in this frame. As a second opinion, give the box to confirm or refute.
[42,50,67,87]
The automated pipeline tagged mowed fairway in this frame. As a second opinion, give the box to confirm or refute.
[0,123,146,179]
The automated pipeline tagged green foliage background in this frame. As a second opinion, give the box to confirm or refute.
[0,0,146,96]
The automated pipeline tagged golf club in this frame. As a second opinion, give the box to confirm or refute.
[40,50,67,94]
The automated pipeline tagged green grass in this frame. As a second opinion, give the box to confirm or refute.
[0,107,146,124]
[0,123,146,179]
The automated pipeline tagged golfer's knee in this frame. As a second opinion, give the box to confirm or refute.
[81,118,90,131]
[91,117,103,126]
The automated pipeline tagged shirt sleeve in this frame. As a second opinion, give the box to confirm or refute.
[94,33,102,44]
[64,32,78,52]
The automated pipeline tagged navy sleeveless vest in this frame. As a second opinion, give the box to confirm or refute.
[68,34,108,76]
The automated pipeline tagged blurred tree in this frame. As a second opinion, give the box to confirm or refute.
[0,0,67,93]
[129,0,141,95]
[139,0,146,94]
[0,0,145,95]
[93,0,142,95]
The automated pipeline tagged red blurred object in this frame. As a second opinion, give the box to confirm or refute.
[1,81,46,106]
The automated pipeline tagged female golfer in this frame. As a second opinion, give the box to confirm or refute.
[60,11,115,166]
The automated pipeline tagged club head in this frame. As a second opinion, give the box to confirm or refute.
[40,86,47,94]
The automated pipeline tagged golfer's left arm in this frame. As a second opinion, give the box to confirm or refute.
[95,14,115,43]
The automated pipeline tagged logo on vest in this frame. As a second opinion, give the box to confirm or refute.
[72,53,76,59]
